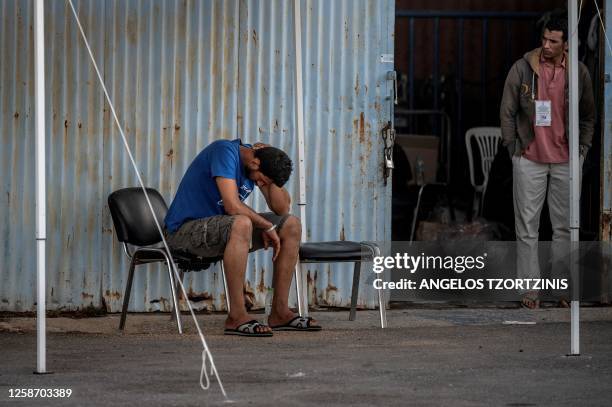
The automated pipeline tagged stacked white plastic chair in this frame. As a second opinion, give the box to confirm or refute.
[465,127,502,218]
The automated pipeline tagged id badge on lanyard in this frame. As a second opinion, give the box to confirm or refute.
[535,100,552,127]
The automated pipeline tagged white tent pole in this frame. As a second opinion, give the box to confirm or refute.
[293,0,308,316]
[568,0,580,355]
[34,0,47,373]
[293,0,306,239]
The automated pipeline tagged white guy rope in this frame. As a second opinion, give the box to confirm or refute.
[66,0,228,399]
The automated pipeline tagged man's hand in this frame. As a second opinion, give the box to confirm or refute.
[262,228,281,261]
[253,142,270,150]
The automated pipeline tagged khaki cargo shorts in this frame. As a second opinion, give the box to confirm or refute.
[164,213,291,258]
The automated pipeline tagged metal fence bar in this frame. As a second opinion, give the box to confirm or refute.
[396,11,540,19]
[481,18,488,124]
[457,18,464,166]
[408,17,414,110]
[433,17,440,111]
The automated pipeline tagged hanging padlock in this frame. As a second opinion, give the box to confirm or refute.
[384,126,395,169]
[385,153,394,170]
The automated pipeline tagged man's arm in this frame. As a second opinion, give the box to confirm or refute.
[216,177,275,229]
[500,62,521,157]
[216,177,281,260]
[258,183,291,216]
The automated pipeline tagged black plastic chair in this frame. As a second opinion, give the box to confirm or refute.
[297,241,387,328]
[108,187,226,333]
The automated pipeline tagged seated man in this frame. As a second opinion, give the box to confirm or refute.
[164,138,321,336]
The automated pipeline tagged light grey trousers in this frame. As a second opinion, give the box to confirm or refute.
[512,155,583,290]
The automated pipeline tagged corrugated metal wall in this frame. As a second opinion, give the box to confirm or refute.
[0,0,394,312]
[603,0,612,241]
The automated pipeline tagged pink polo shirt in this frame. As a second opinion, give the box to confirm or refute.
[523,55,569,163]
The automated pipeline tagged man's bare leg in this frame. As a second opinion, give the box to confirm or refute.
[224,215,271,333]
[267,216,318,327]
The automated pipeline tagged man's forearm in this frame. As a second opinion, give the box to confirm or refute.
[266,184,290,215]
[229,202,275,229]
[258,184,290,215]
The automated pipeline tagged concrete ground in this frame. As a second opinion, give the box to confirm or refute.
[1,307,612,406]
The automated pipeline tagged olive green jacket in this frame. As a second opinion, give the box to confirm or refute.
[499,47,595,158]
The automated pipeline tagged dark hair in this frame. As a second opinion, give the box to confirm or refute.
[254,146,293,187]
[544,10,568,42]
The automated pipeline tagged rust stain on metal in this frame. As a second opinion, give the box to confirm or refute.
[13,112,19,119]
[243,281,256,310]
[325,283,338,303]
[220,292,228,311]
[354,73,360,96]
[257,267,266,294]
[344,18,349,41]
[358,112,365,144]
[339,225,345,241]
[81,292,94,299]
[150,296,169,305]
[105,290,121,300]
[187,287,214,310]
[307,269,318,306]
[252,29,258,47]
[186,290,212,302]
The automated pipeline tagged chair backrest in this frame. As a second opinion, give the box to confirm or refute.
[465,127,502,189]
[108,187,168,246]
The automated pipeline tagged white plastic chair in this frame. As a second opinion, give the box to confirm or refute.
[465,127,501,217]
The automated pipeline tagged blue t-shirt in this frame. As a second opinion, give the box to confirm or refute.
[164,139,254,232]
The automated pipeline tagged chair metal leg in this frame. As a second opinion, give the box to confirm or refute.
[161,254,182,334]
[294,263,307,317]
[349,262,361,321]
[169,268,184,327]
[372,245,387,328]
[220,261,230,313]
[377,284,388,329]
[410,184,427,243]
[119,259,136,330]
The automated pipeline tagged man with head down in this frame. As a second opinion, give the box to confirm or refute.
[164,139,321,336]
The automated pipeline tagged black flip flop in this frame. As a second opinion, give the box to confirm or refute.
[224,320,273,337]
[270,316,322,331]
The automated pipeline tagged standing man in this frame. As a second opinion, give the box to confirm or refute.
[500,12,595,308]
[164,138,321,335]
